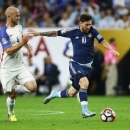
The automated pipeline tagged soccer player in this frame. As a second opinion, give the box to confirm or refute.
[0,6,37,121]
[28,14,120,118]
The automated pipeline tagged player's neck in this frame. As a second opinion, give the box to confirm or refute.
[6,21,16,28]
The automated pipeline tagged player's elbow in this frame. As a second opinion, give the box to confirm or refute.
[5,48,13,55]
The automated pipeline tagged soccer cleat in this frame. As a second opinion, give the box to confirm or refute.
[82,110,96,118]
[8,114,17,121]
[43,90,57,104]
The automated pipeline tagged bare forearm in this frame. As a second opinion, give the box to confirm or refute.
[39,31,58,37]
[24,43,31,52]
[101,40,112,51]
[5,42,25,55]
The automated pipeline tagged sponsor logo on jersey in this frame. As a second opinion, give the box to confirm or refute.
[2,38,8,44]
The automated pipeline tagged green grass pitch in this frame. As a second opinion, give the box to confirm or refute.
[0,95,130,130]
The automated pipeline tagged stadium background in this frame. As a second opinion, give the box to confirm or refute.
[0,0,130,130]
[0,0,130,94]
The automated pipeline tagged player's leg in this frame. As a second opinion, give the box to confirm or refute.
[79,77,96,118]
[0,68,18,121]
[43,86,78,104]
[6,90,17,121]
[16,66,37,93]
[69,61,96,118]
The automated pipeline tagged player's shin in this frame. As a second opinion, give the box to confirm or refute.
[6,97,15,115]
[79,88,88,113]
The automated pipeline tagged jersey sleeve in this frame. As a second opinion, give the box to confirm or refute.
[0,27,12,49]
[57,28,73,38]
[93,27,104,43]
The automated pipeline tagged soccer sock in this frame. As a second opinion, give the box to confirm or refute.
[6,97,15,115]
[79,88,88,113]
[52,89,69,98]
[15,85,31,93]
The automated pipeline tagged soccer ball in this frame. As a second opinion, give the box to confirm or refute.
[100,108,116,122]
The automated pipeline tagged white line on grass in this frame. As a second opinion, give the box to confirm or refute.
[1,110,65,116]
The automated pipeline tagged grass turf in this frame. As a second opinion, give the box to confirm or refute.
[0,95,130,130]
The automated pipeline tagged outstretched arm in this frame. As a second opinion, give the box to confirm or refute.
[101,40,120,57]
[24,43,33,58]
[28,29,58,37]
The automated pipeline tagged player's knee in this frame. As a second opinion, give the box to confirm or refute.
[31,85,37,93]
[7,91,16,99]
[29,83,37,93]
[79,78,89,89]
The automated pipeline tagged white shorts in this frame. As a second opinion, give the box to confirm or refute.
[0,65,35,93]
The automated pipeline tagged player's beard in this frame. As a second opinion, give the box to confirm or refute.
[83,28,89,33]
[11,19,19,25]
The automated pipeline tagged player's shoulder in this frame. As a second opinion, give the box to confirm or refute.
[15,24,22,29]
[90,26,98,32]
[0,25,7,32]
[61,26,79,34]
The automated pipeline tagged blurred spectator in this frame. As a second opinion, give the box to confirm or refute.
[88,43,104,95]
[113,13,124,28]
[105,8,115,28]
[20,6,31,26]
[69,3,84,25]
[104,38,118,96]
[0,7,5,28]
[92,6,100,26]
[58,12,73,27]
[122,14,130,28]
[36,56,60,95]
[1,0,130,29]
[39,12,55,27]
[87,0,99,16]
[97,10,108,28]
[14,0,23,14]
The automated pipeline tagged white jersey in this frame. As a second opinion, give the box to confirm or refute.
[0,25,23,68]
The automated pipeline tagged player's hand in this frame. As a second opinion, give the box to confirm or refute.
[28,29,40,36]
[110,50,120,57]
[22,35,30,44]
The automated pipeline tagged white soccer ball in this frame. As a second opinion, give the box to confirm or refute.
[100,108,116,122]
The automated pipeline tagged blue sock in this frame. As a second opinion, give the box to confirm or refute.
[60,89,69,98]
[52,89,69,98]
[79,88,88,113]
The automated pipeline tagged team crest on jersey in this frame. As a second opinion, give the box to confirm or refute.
[61,29,67,34]
[88,33,92,37]
[2,38,8,44]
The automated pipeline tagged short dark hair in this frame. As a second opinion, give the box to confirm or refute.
[80,14,92,22]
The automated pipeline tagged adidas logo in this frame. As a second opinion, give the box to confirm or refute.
[75,36,79,39]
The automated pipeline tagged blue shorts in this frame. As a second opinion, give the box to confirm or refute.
[69,61,91,91]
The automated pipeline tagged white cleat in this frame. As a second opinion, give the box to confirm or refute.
[82,110,96,118]
[43,90,57,104]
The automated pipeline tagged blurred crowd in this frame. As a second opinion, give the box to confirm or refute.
[1,0,130,28]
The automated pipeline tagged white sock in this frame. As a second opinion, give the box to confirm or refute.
[6,97,15,115]
[15,85,31,93]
